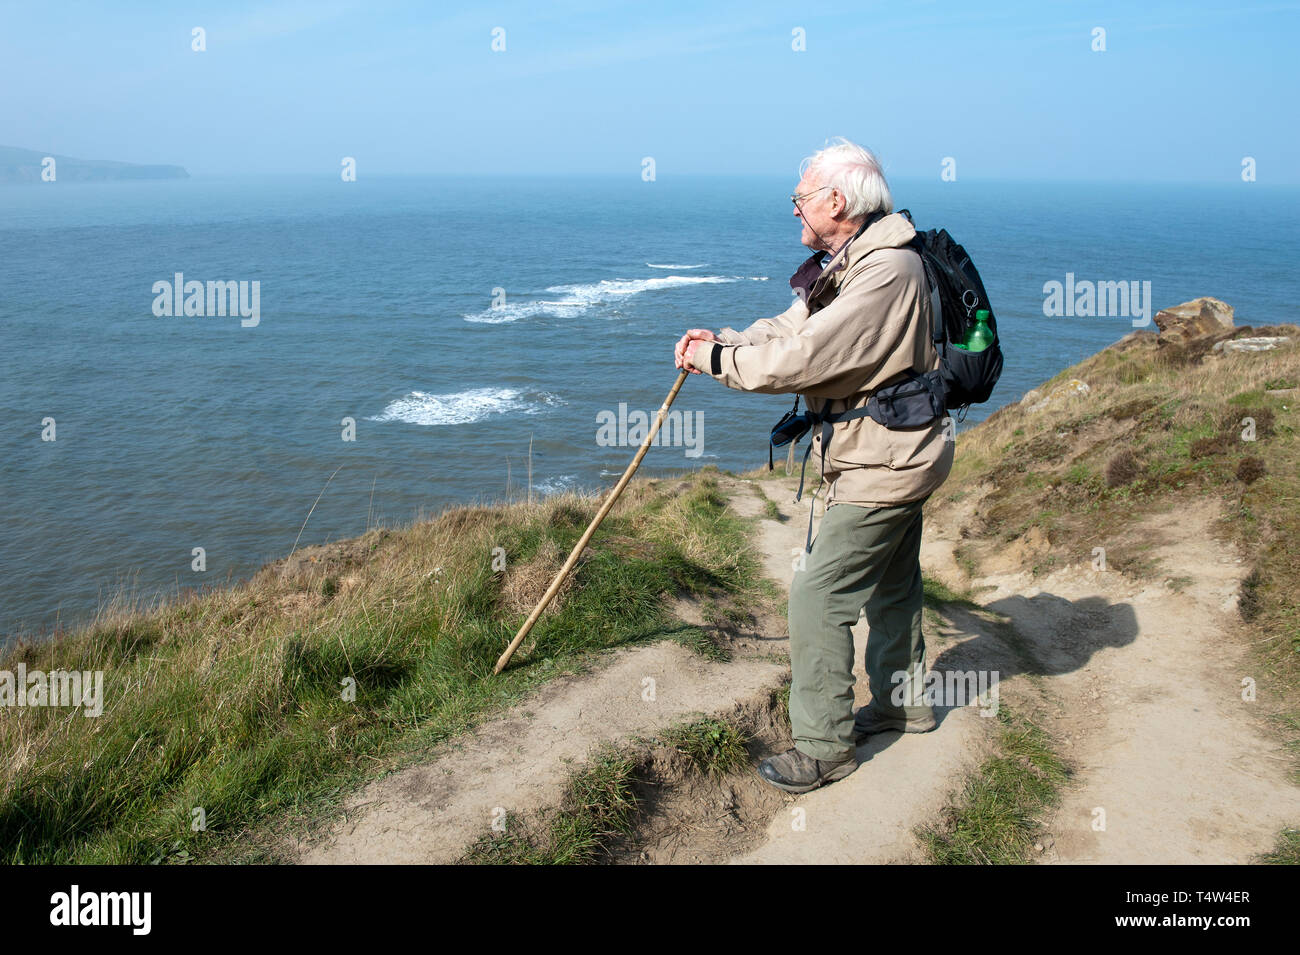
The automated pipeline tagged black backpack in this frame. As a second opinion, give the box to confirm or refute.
[898,209,1004,417]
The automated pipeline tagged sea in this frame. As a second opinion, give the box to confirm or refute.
[3,175,1298,638]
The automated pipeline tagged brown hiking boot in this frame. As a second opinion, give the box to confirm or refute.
[758,747,858,794]
[853,704,937,741]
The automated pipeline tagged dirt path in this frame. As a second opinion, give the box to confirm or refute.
[922,495,1300,863]
[296,473,1297,864]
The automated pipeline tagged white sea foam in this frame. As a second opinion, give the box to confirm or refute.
[463,300,591,324]
[646,263,706,269]
[368,388,561,426]
[531,475,578,496]
[462,273,745,323]
[544,274,739,299]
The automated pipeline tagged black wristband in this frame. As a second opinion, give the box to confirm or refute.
[710,342,722,375]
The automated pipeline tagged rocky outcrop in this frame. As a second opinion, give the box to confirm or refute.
[1154,297,1235,346]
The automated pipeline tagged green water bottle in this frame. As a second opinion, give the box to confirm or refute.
[956,309,994,352]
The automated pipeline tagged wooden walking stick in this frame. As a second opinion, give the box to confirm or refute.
[494,369,690,674]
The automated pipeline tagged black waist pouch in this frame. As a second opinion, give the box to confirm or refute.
[865,371,946,429]
[769,396,812,468]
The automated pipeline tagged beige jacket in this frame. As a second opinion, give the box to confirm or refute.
[690,211,953,506]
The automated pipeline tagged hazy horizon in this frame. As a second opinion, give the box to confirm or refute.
[3,0,1298,184]
[6,165,1300,188]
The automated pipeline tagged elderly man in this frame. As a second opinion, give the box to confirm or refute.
[674,138,953,793]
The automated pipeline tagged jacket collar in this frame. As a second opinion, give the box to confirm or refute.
[789,211,916,304]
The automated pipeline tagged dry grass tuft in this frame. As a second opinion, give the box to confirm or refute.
[1103,449,1141,488]
[1236,456,1266,485]
[499,537,575,618]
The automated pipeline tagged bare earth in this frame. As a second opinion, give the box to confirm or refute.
[299,638,784,864]
[296,474,1299,864]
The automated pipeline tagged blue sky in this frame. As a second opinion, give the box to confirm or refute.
[2,0,1298,182]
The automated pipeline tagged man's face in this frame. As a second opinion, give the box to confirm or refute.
[792,174,835,251]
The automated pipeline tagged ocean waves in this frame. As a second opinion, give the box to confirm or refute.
[462,271,765,323]
[368,387,562,426]
[462,300,592,324]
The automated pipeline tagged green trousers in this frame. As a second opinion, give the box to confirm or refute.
[787,497,931,761]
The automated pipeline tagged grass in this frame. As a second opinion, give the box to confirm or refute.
[0,469,767,864]
[1257,828,1300,864]
[663,717,750,775]
[747,483,787,523]
[952,543,979,579]
[466,746,640,865]
[668,625,730,662]
[923,576,983,612]
[463,710,759,864]
[967,336,1295,540]
[946,325,1300,600]
[916,707,1070,864]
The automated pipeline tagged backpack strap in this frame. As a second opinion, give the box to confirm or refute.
[903,234,944,346]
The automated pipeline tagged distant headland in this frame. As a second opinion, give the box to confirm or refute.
[0,145,189,182]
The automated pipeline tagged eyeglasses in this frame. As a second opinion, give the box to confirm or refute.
[790,185,832,207]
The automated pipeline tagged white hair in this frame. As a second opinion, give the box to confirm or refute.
[799,137,893,219]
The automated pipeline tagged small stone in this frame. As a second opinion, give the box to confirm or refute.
[1021,379,1090,413]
